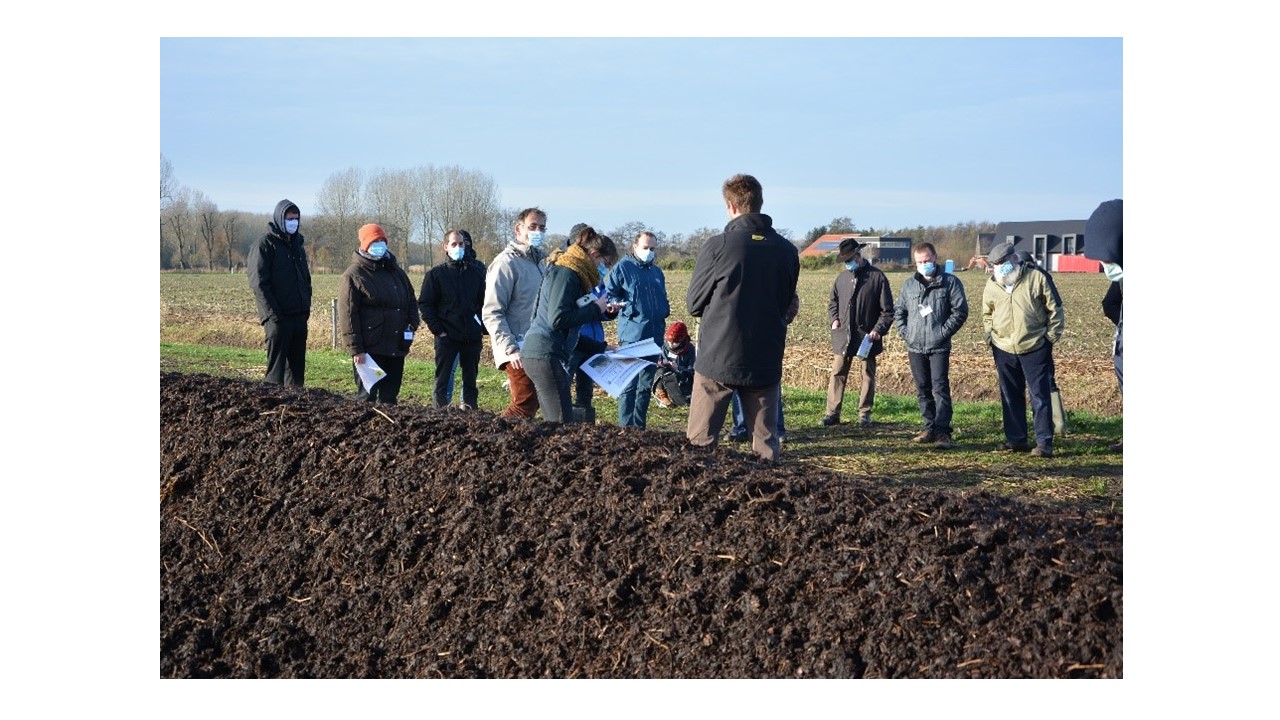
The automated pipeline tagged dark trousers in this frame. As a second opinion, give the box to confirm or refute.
[908,350,954,435]
[353,353,405,404]
[687,372,782,462]
[263,314,308,386]
[992,342,1055,447]
[433,336,481,408]
[524,357,574,423]
[569,349,597,423]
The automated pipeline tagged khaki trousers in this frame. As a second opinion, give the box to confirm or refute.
[825,353,877,420]
[687,372,782,462]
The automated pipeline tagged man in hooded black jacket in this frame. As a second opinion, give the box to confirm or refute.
[247,199,313,385]
[1084,198,1123,452]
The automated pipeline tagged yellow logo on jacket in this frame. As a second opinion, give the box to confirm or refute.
[751,234,765,241]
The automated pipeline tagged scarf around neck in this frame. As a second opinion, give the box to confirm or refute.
[555,243,601,293]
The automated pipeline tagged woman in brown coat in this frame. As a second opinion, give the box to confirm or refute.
[337,223,421,404]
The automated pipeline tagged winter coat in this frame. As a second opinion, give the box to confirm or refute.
[605,253,670,350]
[338,251,420,357]
[686,212,799,387]
[892,271,969,355]
[246,199,312,323]
[520,265,608,365]
[1102,281,1122,327]
[418,257,486,344]
[482,242,546,367]
[981,265,1065,355]
[827,263,894,357]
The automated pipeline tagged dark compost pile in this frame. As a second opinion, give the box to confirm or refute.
[160,373,1121,678]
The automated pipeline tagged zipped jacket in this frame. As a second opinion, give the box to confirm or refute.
[482,242,546,367]
[247,199,312,323]
[419,258,486,344]
[827,263,894,357]
[892,271,969,354]
[338,251,420,357]
[981,265,1065,354]
[605,254,670,350]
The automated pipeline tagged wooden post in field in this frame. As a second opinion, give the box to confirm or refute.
[331,298,338,350]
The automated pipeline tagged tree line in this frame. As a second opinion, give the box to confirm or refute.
[160,154,995,273]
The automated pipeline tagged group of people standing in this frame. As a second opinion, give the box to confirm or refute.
[244,187,1122,463]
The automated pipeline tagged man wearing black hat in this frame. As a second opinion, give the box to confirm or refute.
[981,240,1065,457]
[1084,199,1123,452]
[821,237,895,428]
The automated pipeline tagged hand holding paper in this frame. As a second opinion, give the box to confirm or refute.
[354,353,387,392]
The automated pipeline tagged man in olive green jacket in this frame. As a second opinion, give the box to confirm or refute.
[981,241,1065,457]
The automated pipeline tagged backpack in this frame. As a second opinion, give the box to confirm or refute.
[651,365,691,408]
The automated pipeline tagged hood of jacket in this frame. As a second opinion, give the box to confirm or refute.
[1084,199,1122,266]
[269,199,302,241]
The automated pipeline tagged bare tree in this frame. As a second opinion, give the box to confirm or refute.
[161,187,195,270]
[221,212,241,272]
[684,226,721,258]
[365,168,419,264]
[608,221,667,250]
[195,191,219,270]
[161,153,176,207]
[413,164,502,268]
[315,166,366,269]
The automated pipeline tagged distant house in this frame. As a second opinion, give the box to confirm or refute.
[800,234,913,267]
[977,219,1099,272]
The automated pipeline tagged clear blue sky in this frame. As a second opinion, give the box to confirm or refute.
[160,37,1121,238]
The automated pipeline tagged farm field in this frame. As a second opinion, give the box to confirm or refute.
[161,268,1121,415]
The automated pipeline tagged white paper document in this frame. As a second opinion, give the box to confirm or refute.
[354,355,387,392]
[608,338,663,359]
[579,345,660,398]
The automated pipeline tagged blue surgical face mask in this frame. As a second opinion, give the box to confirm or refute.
[597,262,610,279]
[367,241,388,258]
[845,259,860,271]
[448,246,466,262]
[635,247,655,264]
[284,219,299,234]
[1102,262,1123,282]
[995,261,1015,277]
[526,230,545,249]
[917,261,936,276]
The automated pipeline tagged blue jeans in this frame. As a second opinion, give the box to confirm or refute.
[993,342,1055,447]
[617,363,657,428]
[908,350,953,435]
[732,390,786,436]
[443,355,460,404]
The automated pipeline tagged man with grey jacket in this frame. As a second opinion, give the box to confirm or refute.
[893,242,968,449]
[482,207,548,419]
